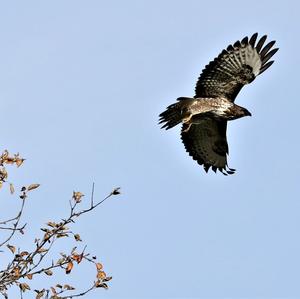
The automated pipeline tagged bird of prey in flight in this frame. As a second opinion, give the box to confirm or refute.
[159,33,278,175]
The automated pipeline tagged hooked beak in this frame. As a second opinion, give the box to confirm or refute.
[245,109,252,117]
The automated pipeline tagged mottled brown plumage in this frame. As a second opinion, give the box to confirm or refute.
[159,33,278,175]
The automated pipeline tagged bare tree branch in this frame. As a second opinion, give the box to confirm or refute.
[0,150,120,299]
[0,197,26,248]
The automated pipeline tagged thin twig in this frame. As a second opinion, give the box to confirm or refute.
[0,198,26,247]
[90,183,95,208]
[60,284,96,299]
[0,185,119,298]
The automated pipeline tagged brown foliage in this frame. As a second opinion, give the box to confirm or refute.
[0,150,120,298]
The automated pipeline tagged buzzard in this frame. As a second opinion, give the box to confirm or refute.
[159,33,278,175]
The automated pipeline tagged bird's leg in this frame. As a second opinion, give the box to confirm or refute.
[182,113,192,124]
[182,113,193,132]
[182,123,192,132]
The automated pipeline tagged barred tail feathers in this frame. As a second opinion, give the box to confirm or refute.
[159,97,194,130]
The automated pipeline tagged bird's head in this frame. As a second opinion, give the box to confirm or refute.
[229,105,252,120]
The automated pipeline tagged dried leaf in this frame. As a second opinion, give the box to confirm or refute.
[15,158,25,167]
[0,167,8,179]
[97,271,106,280]
[72,191,84,203]
[95,281,108,289]
[4,157,14,164]
[56,258,65,265]
[50,287,57,295]
[35,289,45,299]
[74,234,82,241]
[13,267,20,278]
[9,183,14,194]
[56,284,63,289]
[96,262,103,271]
[72,253,83,264]
[37,247,48,253]
[56,233,69,238]
[47,222,57,228]
[20,251,29,256]
[19,283,30,292]
[26,273,33,280]
[7,244,16,254]
[27,183,40,191]
[0,181,2,189]
[66,261,73,274]
[2,149,9,157]
[64,284,75,290]
[103,276,113,282]
[43,233,50,241]
[44,269,53,276]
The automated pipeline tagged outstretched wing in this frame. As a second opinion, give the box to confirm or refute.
[195,33,278,101]
[181,120,235,175]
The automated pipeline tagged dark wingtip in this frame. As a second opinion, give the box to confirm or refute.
[249,33,258,47]
[233,40,241,48]
[227,44,234,51]
[204,164,210,173]
[259,60,274,74]
[201,164,236,176]
[256,35,267,52]
[160,124,171,130]
[262,48,279,64]
[220,165,236,175]
[260,40,276,57]
[220,168,228,176]
[241,36,248,45]
[226,170,235,175]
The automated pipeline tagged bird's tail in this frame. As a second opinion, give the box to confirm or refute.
[159,97,194,130]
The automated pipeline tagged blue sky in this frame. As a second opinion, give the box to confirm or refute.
[0,1,299,298]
